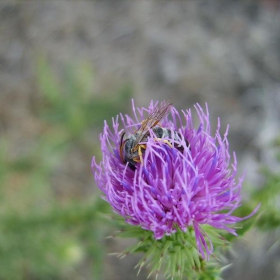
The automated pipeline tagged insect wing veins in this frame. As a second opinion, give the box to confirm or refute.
[134,101,172,145]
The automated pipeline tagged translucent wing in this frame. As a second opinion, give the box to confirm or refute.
[133,101,172,145]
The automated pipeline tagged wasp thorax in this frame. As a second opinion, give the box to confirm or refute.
[122,126,189,171]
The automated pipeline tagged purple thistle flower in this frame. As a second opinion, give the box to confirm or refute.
[92,100,259,258]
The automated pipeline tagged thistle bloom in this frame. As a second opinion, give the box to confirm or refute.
[92,100,258,258]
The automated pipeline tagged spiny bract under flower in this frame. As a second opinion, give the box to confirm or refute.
[92,100,258,258]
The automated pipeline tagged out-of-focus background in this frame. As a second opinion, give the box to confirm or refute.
[0,1,280,279]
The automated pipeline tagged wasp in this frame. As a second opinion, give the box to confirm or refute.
[119,101,189,170]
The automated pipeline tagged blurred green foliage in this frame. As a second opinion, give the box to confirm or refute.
[0,57,132,279]
[37,56,132,140]
[234,137,280,234]
[252,168,280,230]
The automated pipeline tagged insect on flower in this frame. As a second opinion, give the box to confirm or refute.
[119,101,189,170]
[92,100,260,259]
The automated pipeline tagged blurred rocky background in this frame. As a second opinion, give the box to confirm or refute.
[0,0,280,279]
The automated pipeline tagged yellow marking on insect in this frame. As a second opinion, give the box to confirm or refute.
[154,138,173,148]
[132,139,173,165]
[138,144,146,164]
[132,144,147,164]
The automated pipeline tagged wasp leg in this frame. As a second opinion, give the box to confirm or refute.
[138,144,146,164]
[132,157,141,163]
[131,144,147,164]
[154,138,173,148]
